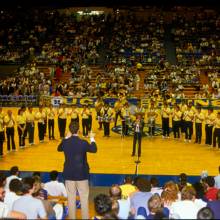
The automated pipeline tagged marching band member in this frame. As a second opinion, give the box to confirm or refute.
[121,102,130,137]
[95,97,104,130]
[213,112,220,149]
[42,104,48,136]
[172,105,182,139]
[100,102,113,137]
[26,107,35,145]
[161,102,171,138]
[0,108,5,142]
[132,114,144,157]
[69,105,79,125]
[194,106,204,144]
[0,110,4,157]
[180,100,188,134]
[88,105,93,132]
[4,110,16,152]
[183,104,194,142]
[114,98,123,127]
[58,104,67,139]
[146,102,158,136]
[134,102,145,120]
[17,108,26,148]
[205,108,215,145]
[35,106,46,143]
[81,104,90,137]
[47,105,56,140]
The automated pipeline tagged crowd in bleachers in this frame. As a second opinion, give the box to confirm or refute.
[1,166,220,219]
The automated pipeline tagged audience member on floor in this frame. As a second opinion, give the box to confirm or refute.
[204,176,218,201]
[120,176,136,199]
[5,166,21,190]
[150,177,163,196]
[207,189,220,219]
[197,207,214,220]
[12,177,47,219]
[214,166,220,189]
[44,170,67,197]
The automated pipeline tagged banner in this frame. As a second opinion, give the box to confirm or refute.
[40,96,220,110]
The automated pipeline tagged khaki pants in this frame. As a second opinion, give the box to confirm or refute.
[65,180,89,219]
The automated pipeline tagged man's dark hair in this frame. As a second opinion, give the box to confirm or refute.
[21,177,35,194]
[69,122,79,134]
[124,176,133,184]
[135,178,151,192]
[150,177,159,187]
[205,176,215,187]
[32,171,41,178]
[197,207,214,219]
[50,170,58,181]
[10,166,19,175]
[109,185,122,200]
[94,194,112,216]
[9,179,23,194]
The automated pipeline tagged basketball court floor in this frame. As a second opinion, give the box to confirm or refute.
[0,108,219,177]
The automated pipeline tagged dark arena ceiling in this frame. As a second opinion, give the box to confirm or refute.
[0,0,219,8]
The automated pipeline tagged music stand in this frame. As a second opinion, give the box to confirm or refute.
[134,155,141,175]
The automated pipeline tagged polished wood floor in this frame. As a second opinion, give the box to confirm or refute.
[0,108,219,176]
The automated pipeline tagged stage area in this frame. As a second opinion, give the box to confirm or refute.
[0,108,219,176]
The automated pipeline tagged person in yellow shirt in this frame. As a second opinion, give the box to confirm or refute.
[120,176,136,199]
[69,104,79,124]
[81,104,90,137]
[42,105,48,136]
[88,105,93,132]
[0,108,6,142]
[205,108,215,145]
[172,104,182,139]
[47,105,56,140]
[4,110,16,152]
[194,106,204,144]
[95,97,104,130]
[183,104,194,142]
[146,102,158,136]
[17,108,26,148]
[35,106,46,143]
[161,102,171,138]
[58,104,67,139]
[26,107,35,145]
[0,111,4,157]
[114,98,123,127]
[213,112,220,148]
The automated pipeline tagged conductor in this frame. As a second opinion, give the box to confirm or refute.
[132,114,144,157]
[57,122,97,219]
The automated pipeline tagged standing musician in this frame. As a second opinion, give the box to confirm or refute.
[205,108,215,146]
[88,105,93,132]
[26,107,35,146]
[47,105,56,140]
[95,97,104,130]
[146,102,158,136]
[42,104,48,136]
[194,106,204,144]
[134,102,145,120]
[81,104,90,137]
[183,104,194,142]
[4,110,16,152]
[100,102,113,137]
[213,112,220,149]
[132,114,144,157]
[114,98,123,127]
[69,105,79,125]
[58,104,67,139]
[121,102,130,137]
[172,105,182,139]
[35,106,46,143]
[161,102,171,138]
[180,100,188,134]
[0,108,5,142]
[0,110,4,157]
[17,108,26,148]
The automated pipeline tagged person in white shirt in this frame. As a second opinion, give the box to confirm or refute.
[214,166,220,189]
[170,186,201,219]
[44,170,67,197]
[12,177,47,219]
[5,166,21,190]
[4,179,22,211]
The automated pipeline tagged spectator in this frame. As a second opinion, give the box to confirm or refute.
[178,173,191,191]
[150,177,163,196]
[44,170,67,197]
[214,166,220,189]
[204,176,218,201]
[4,179,23,210]
[170,186,201,219]
[120,176,136,199]
[5,166,21,190]
[12,177,47,219]
[197,207,214,220]
[130,178,152,217]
